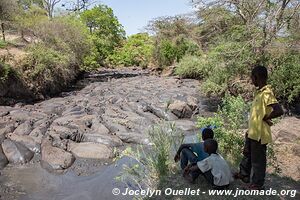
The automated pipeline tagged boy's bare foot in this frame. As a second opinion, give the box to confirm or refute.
[183,173,196,184]
[234,172,250,183]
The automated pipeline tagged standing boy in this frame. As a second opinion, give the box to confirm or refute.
[235,65,283,189]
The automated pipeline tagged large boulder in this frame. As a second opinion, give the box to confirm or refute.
[2,139,34,164]
[68,142,113,159]
[41,137,75,172]
[0,145,8,169]
[168,100,193,118]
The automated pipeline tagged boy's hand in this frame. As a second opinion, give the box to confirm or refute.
[183,164,191,175]
[174,153,180,162]
[263,116,273,126]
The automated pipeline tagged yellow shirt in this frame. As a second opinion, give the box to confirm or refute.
[248,85,278,144]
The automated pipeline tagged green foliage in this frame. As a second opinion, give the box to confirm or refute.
[219,94,250,130]
[147,123,184,177]
[270,52,300,103]
[15,5,48,32]
[116,123,184,186]
[175,55,208,79]
[0,39,7,48]
[23,44,71,79]
[0,62,14,82]
[33,16,91,64]
[107,33,154,68]
[80,5,125,65]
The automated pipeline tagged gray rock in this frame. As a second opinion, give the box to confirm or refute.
[0,124,15,138]
[115,131,150,145]
[68,142,113,159]
[41,137,75,172]
[2,139,34,164]
[13,121,34,135]
[83,134,123,147]
[7,133,41,153]
[0,145,8,169]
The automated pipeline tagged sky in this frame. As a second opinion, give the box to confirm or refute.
[96,0,195,35]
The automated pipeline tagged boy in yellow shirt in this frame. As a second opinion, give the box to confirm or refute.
[235,65,283,189]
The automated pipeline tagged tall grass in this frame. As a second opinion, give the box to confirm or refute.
[116,122,184,189]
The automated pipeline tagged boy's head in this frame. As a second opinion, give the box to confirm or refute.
[201,128,214,141]
[204,139,218,154]
[251,65,268,87]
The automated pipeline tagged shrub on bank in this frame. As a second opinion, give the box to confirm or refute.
[20,43,77,94]
[107,33,154,68]
[270,52,300,104]
[175,55,209,79]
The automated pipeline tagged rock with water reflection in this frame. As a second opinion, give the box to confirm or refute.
[2,139,34,164]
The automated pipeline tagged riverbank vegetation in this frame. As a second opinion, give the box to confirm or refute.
[1,0,299,105]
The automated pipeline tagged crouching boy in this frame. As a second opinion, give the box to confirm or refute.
[184,139,233,189]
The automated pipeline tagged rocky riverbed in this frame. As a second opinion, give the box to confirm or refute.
[1,68,299,200]
[0,68,216,199]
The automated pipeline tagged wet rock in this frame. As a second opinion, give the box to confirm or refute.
[168,100,193,118]
[7,133,41,153]
[41,137,75,172]
[0,145,8,169]
[68,142,113,159]
[13,121,34,135]
[2,139,34,164]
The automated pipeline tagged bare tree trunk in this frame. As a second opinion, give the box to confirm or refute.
[1,22,5,41]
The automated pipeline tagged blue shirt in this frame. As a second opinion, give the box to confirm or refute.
[190,142,209,161]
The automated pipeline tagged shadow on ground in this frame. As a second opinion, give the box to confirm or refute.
[150,171,300,200]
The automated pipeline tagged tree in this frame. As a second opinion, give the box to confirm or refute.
[191,0,300,58]
[80,5,125,65]
[42,0,61,18]
[107,33,154,67]
[0,0,18,41]
[62,0,93,12]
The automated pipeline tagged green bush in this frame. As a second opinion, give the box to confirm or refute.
[155,39,177,67]
[219,94,250,130]
[107,33,154,68]
[201,66,230,96]
[0,39,8,49]
[21,44,76,93]
[175,55,209,79]
[0,62,14,82]
[116,123,184,185]
[270,52,300,103]
[33,16,92,64]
